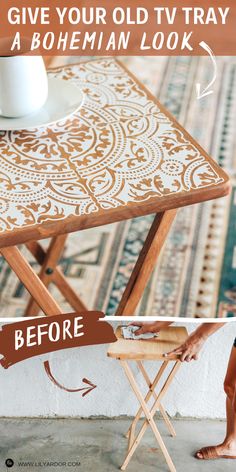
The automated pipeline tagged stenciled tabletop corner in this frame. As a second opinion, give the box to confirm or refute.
[0,57,230,247]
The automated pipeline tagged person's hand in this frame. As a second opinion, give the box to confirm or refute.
[128,321,171,336]
[165,333,206,362]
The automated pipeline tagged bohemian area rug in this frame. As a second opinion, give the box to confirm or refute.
[0,56,235,318]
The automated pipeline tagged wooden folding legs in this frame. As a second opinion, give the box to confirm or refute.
[1,208,176,317]
[1,235,87,317]
[0,246,63,316]
[24,235,67,316]
[126,361,176,445]
[120,359,180,472]
[116,209,177,316]
[24,235,87,316]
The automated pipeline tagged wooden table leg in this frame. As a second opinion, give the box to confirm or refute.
[115,209,177,316]
[120,360,180,472]
[126,361,176,445]
[25,235,67,316]
[0,246,63,316]
[25,238,87,317]
[125,360,169,448]
[138,361,176,437]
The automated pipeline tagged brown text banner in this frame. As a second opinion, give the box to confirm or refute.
[0,312,117,369]
[0,1,235,56]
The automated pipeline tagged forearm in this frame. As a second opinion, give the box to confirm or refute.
[191,322,225,341]
[152,321,172,331]
[166,322,225,361]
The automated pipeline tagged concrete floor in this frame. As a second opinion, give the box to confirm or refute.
[0,418,235,471]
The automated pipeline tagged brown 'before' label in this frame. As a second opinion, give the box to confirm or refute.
[0,312,117,369]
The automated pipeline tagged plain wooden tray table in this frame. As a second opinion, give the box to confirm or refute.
[107,326,188,471]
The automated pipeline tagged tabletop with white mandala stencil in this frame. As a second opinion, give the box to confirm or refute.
[0,58,230,248]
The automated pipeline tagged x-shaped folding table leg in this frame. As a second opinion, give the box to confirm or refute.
[126,360,176,449]
[1,210,176,318]
[24,235,87,316]
[120,359,180,472]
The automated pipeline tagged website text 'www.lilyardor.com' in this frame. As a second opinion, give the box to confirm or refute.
[9,460,81,468]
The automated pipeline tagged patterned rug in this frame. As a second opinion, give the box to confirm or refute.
[0,56,236,318]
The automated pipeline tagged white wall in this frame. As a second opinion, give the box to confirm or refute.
[0,322,234,419]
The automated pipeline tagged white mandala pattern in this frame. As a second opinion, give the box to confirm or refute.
[0,58,225,234]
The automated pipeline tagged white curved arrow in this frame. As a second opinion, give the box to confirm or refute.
[196,41,217,100]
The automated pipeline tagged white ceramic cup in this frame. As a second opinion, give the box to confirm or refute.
[0,55,48,118]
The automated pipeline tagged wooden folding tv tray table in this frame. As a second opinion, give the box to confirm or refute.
[0,58,230,317]
[107,326,188,472]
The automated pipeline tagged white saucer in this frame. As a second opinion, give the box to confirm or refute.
[0,78,84,131]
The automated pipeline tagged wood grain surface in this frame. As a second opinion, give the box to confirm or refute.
[107,326,188,360]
